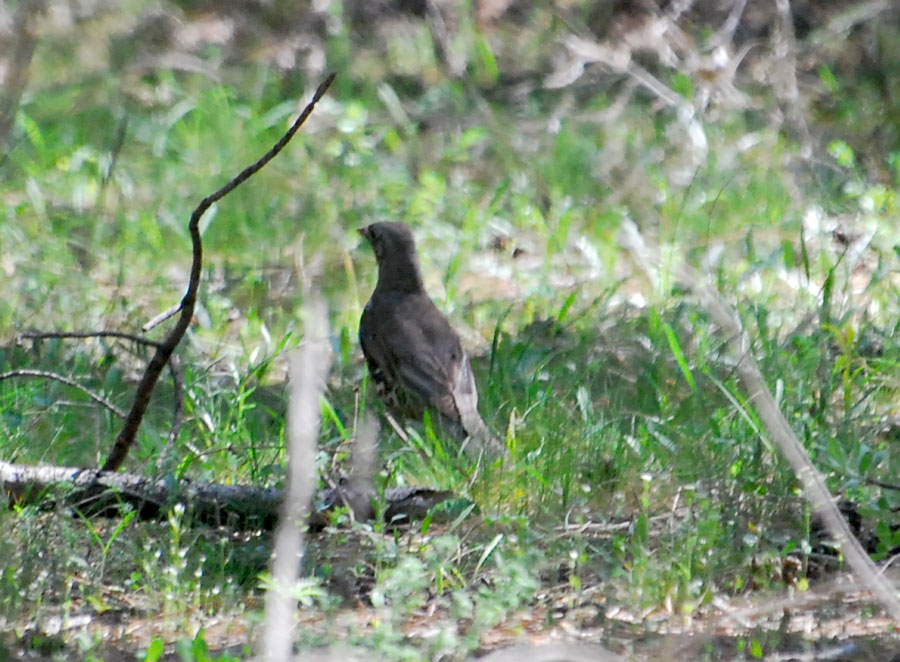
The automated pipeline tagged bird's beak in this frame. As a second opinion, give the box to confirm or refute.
[357,226,370,241]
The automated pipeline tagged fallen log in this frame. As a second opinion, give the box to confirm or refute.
[0,460,456,530]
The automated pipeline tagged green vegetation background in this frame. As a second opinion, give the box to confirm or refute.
[1,1,900,659]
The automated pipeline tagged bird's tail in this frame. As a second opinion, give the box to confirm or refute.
[460,411,507,459]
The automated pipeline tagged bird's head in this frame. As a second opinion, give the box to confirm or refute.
[358,222,424,293]
[358,222,417,262]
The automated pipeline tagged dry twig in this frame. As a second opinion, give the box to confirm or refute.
[102,73,335,473]
[19,329,162,348]
[0,369,126,418]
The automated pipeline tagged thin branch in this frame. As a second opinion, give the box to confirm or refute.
[0,369,126,418]
[345,415,379,521]
[709,0,747,49]
[866,477,900,492]
[142,304,180,333]
[806,0,890,49]
[100,73,336,473]
[425,0,466,77]
[19,330,162,348]
[773,0,813,157]
[17,328,183,470]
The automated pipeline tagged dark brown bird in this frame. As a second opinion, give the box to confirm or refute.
[358,222,502,457]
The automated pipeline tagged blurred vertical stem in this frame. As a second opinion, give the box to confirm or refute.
[0,0,43,151]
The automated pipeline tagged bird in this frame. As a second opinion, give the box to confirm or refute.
[357,221,503,458]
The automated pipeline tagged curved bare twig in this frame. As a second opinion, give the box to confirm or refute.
[17,328,184,467]
[101,73,336,473]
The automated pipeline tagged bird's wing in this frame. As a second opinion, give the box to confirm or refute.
[361,296,504,456]
[360,295,466,423]
[399,342,470,424]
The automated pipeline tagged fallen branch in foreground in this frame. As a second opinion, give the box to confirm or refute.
[0,460,455,531]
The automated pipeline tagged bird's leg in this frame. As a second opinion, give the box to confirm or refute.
[384,411,411,444]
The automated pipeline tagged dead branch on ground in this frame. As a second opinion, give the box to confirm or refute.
[0,459,453,530]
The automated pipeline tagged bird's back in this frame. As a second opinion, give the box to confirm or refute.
[360,289,472,425]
